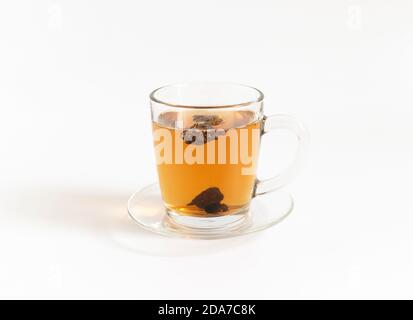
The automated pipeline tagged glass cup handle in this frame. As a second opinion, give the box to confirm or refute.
[253,114,309,197]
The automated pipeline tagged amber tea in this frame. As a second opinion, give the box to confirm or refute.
[133,83,308,236]
[153,110,261,218]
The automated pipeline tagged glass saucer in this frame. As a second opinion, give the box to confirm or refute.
[127,183,294,239]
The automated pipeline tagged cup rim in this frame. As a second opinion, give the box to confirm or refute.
[149,82,264,109]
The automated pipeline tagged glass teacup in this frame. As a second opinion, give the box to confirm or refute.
[150,82,307,230]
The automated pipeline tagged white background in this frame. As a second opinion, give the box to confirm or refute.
[1,0,412,299]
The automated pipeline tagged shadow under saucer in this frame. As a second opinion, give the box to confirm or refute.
[1,186,259,256]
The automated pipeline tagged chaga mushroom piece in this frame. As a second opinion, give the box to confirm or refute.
[204,203,222,213]
[182,126,225,145]
[204,203,229,213]
[192,115,223,126]
[188,187,224,208]
[187,187,229,214]
[182,127,205,145]
[181,114,225,145]
[219,203,229,212]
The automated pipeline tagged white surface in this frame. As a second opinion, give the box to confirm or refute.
[1,0,413,299]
